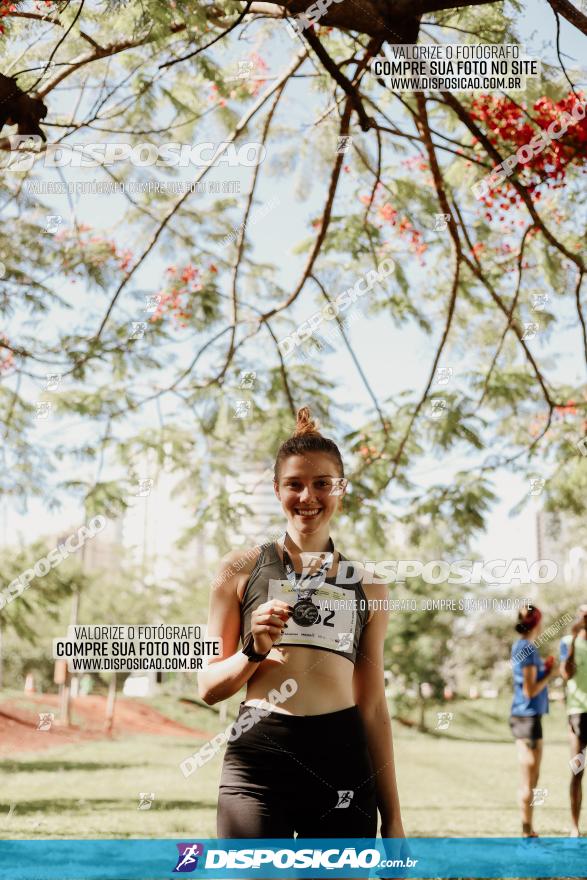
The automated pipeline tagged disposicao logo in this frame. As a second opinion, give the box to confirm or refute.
[173,843,204,873]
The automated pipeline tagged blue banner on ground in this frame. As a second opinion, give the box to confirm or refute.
[1,838,586,879]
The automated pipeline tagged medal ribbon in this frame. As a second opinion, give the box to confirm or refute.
[281,532,335,602]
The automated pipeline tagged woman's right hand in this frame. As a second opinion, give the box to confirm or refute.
[251,600,293,655]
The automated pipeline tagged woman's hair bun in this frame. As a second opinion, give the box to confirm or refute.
[274,406,344,481]
[294,406,322,437]
[515,605,541,634]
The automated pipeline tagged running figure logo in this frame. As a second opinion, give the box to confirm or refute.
[34,401,52,419]
[528,477,545,496]
[328,477,348,496]
[434,367,453,386]
[336,136,352,154]
[337,632,353,651]
[173,843,204,873]
[129,321,147,340]
[521,322,539,340]
[237,60,254,80]
[239,370,256,389]
[433,213,450,231]
[37,713,54,731]
[531,293,549,312]
[144,295,161,312]
[530,787,548,806]
[570,750,586,775]
[429,398,446,419]
[135,478,153,497]
[137,792,155,810]
[335,790,354,809]
[44,215,63,234]
[435,712,453,731]
[233,400,251,418]
[45,373,62,391]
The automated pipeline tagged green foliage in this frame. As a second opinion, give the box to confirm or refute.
[0,0,585,701]
[0,539,80,643]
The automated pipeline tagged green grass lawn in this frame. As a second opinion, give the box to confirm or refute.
[0,695,580,839]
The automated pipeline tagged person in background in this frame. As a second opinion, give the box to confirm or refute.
[509,605,556,838]
[560,605,587,837]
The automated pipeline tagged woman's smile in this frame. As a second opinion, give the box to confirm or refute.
[294,507,322,518]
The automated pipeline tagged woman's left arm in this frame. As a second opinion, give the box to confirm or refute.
[353,582,404,837]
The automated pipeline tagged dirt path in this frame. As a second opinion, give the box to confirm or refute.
[0,693,209,756]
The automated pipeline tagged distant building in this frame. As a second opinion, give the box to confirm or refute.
[81,518,124,575]
[224,456,283,546]
[119,441,286,591]
[536,510,587,586]
[121,446,215,586]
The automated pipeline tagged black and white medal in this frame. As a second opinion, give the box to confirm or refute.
[281,533,335,628]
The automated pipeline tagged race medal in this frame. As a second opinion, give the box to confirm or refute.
[268,579,357,652]
[292,599,320,627]
[280,532,335,632]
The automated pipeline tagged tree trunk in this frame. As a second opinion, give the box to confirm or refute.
[59,680,71,727]
[418,695,426,731]
[244,0,505,41]
[105,673,117,734]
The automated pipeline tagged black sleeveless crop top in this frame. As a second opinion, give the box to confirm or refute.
[240,541,370,664]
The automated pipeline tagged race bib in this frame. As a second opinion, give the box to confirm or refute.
[267,579,357,653]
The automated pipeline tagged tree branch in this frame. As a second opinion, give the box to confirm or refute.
[574,271,587,366]
[449,194,558,413]
[259,98,352,324]
[302,28,375,132]
[547,0,587,37]
[409,0,499,11]
[225,86,286,384]
[264,321,297,417]
[380,91,462,488]
[36,22,188,98]
[7,10,62,25]
[258,37,380,325]
[85,47,308,356]
[159,2,253,70]
[310,273,389,438]
[475,223,536,409]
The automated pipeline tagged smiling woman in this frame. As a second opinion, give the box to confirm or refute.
[197,406,405,842]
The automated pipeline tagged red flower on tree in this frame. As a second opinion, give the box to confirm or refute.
[247,53,269,98]
[151,263,216,328]
[470,91,587,210]
[1,0,54,32]
[361,196,427,263]
[0,334,15,374]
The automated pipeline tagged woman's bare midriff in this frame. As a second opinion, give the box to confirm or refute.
[244,644,356,715]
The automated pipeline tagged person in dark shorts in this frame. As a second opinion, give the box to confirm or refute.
[509,605,555,837]
[197,406,405,844]
[216,702,379,838]
[560,605,587,837]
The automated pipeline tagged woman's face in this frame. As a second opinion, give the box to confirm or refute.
[274,452,345,535]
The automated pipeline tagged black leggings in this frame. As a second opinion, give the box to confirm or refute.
[217,702,378,839]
